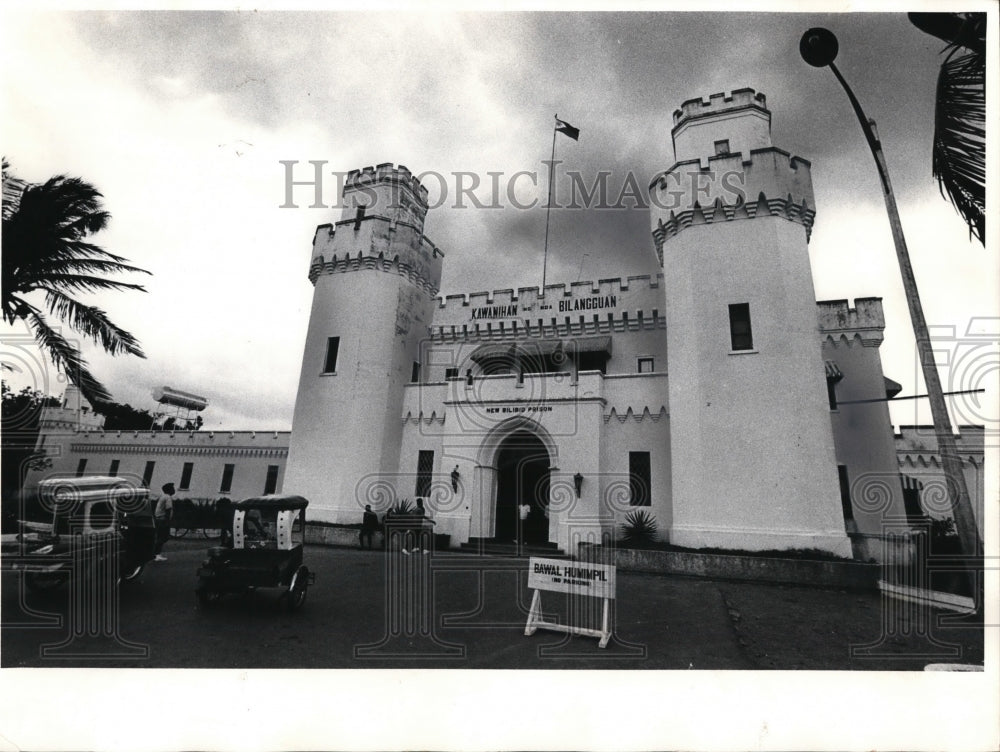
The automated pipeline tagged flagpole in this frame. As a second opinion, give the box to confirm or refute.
[542,114,558,290]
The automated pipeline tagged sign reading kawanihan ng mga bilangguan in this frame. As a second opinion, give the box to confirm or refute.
[524,557,616,648]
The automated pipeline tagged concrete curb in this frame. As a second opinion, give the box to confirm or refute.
[579,543,880,590]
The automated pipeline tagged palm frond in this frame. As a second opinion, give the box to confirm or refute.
[34,273,148,295]
[24,255,151,279]
[22,303,112,404]
[910,12,986,246]
[932,46,986,244]
[43,290,146,358]
[2,168,149,403]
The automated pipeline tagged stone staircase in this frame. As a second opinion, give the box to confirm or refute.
[457,537,568,558]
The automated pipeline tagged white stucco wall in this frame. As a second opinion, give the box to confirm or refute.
[820,299,910,549]
[26,427,289,501]
[896,425,986,537]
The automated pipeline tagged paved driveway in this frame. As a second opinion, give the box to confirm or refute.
[1,540,983,669]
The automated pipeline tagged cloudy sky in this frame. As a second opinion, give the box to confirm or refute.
[2,6,996,432]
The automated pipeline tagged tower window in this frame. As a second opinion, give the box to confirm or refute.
[220,464,235,494]
[75,458,88,477]
[827,378,838,410]
[629,451,652,507]
[411,361,421,383]
[323,336,340,373]
[108,459,120,477]
[637,357,654,374]
[728,303,754,351]
[180,462,194,491]
[415,450,434,498]
[354,205,366,230]
[714,139,731,155]
[264,465,279,495]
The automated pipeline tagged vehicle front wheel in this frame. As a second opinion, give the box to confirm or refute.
[118,563,145,585]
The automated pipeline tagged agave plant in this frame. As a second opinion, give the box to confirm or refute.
[621,509,657,547]
[389,498,413,516]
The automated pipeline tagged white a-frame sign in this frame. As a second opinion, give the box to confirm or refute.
[524,557,616,648]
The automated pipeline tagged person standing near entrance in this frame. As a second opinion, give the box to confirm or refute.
[517,503,530,544]
[153,482,176,562]
[360,504,379,550]
[410,498,431,555]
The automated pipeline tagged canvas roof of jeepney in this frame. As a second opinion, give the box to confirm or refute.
[36,476,149,505]
[234,494,309,511]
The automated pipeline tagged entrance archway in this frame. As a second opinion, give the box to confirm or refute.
[493,430,550,544]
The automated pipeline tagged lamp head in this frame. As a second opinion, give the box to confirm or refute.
[800,27,839,67]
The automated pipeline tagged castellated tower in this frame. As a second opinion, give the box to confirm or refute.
[650,90,852,557]
[284,164,443,523]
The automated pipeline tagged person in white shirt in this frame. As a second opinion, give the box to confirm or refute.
[152,482,176,561]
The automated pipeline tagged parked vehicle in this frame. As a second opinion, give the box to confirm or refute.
[1,476,156,592]
[195,494,314,611]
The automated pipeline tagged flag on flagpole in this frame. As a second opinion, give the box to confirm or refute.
[555,118,580,141]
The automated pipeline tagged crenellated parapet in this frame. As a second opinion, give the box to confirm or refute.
[895,425,984,468]
[430,274,666,340]
[308,216,444,295]
[673,88,768,127]
[65,429,291,458]
[306,163,444,294]
[817,298,886,347]
[650,149,815,259]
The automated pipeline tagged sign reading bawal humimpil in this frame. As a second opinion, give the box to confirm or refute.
[524,557,616,648]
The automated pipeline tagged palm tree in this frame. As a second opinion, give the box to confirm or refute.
[2,160,150,405]
[909,12,986,245]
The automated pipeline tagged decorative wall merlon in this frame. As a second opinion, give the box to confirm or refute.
[672,88,768,127]
[817,298,886,346]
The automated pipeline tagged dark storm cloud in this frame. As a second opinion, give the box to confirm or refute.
[8,9,987,431]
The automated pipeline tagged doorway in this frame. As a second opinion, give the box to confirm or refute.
[494,430,550,544]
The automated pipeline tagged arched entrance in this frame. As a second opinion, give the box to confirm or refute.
[493,430,550,544]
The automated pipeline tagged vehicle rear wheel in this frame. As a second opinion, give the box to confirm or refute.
[172,527,191,539]
[286,569,308,612]
[25,572,68,592]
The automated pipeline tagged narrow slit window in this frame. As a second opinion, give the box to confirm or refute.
[728,303,753,351]
[411,361,421,383]
[220,464,235,494]
[141,461,156,488]
[264,465,279,495]
[108,459,120,477]
[75,458,88,477]
[323,336,340,373]
[180,462,194,491]
[837,465,854,524]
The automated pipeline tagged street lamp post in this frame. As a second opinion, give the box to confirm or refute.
[799,28,983,599]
